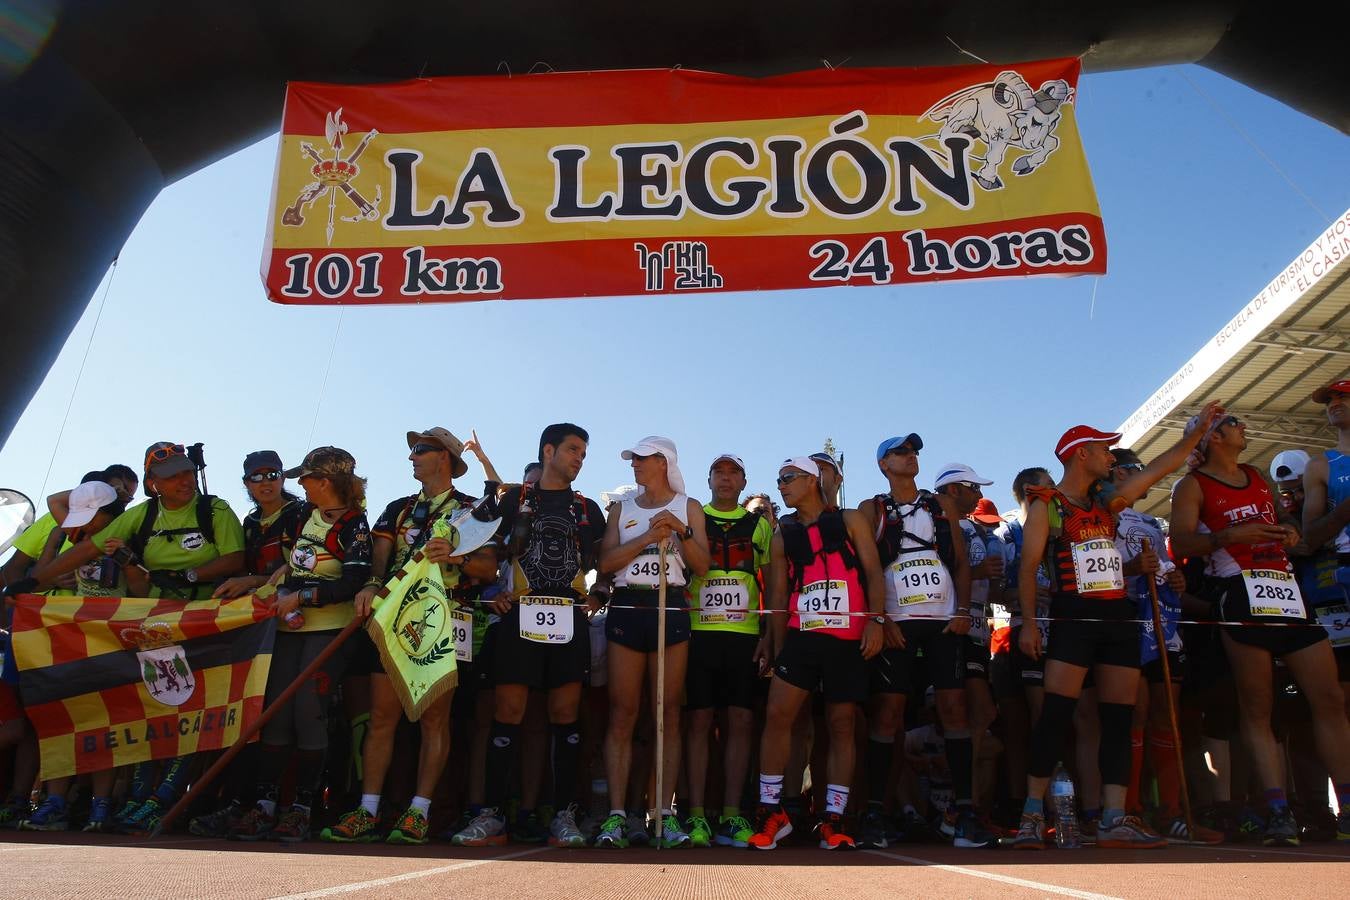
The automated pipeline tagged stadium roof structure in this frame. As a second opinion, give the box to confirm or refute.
[1116,207,1350,517]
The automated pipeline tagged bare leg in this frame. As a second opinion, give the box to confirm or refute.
[604,642,647,812]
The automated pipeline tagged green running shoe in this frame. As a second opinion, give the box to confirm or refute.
[687,814,712,848]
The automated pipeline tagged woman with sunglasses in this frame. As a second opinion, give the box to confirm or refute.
[596,436,709,848]
[231,446,372,843]
[213,451,305,600]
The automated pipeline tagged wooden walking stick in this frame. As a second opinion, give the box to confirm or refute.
[151,615,365,837]
[654,537,669,848]
[1141,538,1197,841]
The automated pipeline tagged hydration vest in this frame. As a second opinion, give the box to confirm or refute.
[780,509,862,594]
[871,491,957,573]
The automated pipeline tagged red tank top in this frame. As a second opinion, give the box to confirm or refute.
[1194,464,1290,576]
[787,521,866,640]
[1029,486,1126,600]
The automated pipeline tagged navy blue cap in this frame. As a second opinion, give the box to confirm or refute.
[243,450,283,476]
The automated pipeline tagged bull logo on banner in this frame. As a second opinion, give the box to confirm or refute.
[923,70,1073,191]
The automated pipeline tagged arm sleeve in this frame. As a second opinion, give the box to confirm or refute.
[287,515,373,606]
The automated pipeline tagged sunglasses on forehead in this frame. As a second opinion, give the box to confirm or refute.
[244,471,282,483]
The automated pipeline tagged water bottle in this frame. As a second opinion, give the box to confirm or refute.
[1051,764,1081,849]
[283,609,305,630]
[985,534,1006,594]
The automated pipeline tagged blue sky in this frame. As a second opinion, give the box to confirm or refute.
[1,65,1347,523]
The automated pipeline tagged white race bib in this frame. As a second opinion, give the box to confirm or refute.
[1315,602,1350,648]
[1071,538,1124,594]
[518,595,575,644]
[624,547,685,587]
[1241,568,1306,619]
[698,577,750,625]
[797,579,849,631]
[968,587,990,645]
[450,608,474,662]
[888,551,948,611]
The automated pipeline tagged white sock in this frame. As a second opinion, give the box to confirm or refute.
[411,795,431,814]
[825,784,849,815]
[360,793,380,815]
[759,773,784,806]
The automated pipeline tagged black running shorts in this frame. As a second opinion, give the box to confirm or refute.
[868,619,966,694]
[492,602,591,690]
[605,587,691,653]
[685,630,760,710]
[1044,594,1139,669]
[773,628,867,705]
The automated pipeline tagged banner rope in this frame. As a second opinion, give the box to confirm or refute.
[36,257,119,505]
[304,304,345,449]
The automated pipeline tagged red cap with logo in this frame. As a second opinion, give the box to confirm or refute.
[1311,380,1350,404]
[1055,425,1122,462]
[970,498,1002,526]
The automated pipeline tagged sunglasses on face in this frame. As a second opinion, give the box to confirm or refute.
[957,481,983,491]
[776,472,814,486]
[1217,416,1242,429]
[245,471,282,484]
[1113,463,1144,473]
[886,447,919,458]
[410,443,444,456]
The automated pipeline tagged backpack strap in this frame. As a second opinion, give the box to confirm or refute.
[196,494,216,546]
[130,497,161,560]
[324,506,363,559]
[779,516,814,595]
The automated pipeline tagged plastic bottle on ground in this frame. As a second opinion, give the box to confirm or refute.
[1051,764,1081,849]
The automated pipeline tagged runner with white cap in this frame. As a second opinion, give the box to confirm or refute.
[595,436,709,849]
[1013,404,1223,851]
[683,453,773,848]
[749,456,885,851]
[856,440,987,850]
[1171,404,1350,845]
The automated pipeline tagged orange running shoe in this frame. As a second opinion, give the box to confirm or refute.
[747,805,793,850]
[815,812,856,850]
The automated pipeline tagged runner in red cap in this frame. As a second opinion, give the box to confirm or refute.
[1171,406,1350,845]
[1012,402,1224,850]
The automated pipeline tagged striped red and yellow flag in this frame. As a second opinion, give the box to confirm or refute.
[10,594,275,780]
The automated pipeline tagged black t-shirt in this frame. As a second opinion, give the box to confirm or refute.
[372,488,477,574]
[499,484,605,600]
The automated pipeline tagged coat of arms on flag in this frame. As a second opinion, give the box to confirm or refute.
[9,594,275,780]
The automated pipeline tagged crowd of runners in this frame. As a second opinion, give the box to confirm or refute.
[1,380,1349,853]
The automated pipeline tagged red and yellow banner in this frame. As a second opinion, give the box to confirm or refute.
[263,60,1103,304]
[10,594,275,780]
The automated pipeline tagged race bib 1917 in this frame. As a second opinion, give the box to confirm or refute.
[797,579,849,631]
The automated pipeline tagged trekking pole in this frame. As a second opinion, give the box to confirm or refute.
[150,614,365,837]
[654,536,669,849]
[1141,538,1197,841]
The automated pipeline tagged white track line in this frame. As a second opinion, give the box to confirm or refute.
[268,846,552,899]
[862,848,1126,900]
[1201,844,1350,862]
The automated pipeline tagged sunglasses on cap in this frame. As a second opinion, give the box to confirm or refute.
[776,471,815,486]
[244,471,282,484]
[146,443,187,465]
[410,443,445,456]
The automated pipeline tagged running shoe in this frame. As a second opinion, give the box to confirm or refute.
[548,804,585,848]
[1011,812,1046,850]
[1262,807,1300,847]
[1159,815,1224,845]
[82,797,113,833]
[113,798,144,829]
[437,809,472,842]
[189,801,243,838]
[1236,806,1266,843]
[511,809,547,844]
[386,806,429,845]
[900,807,932,843]
[953,808,998,848]
[319,806,382,843]
[938,807,958,839]
[119,796,165,836]
[228,803,276,842]
[0,797,30,829]
[20,795,68,832]
[1079,816,1098,845]
[594,813,629,848]
[1336,809,1350,843]
[451,807,507,847]
[272,806,311,843]
[815,812,856,850]
[857,809,888,849]
[658,814,691,848]
[747,805,793,850]
[1297,805,1335,842]
[715,814,753,848]
[686,814,713,848]
[625,813,650,847]
[1097,815,1167,849]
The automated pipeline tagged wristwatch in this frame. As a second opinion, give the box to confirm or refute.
[300,587,316,606]
[184,569,198,584]
[870,615,887,625]
[682,525,694,539]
